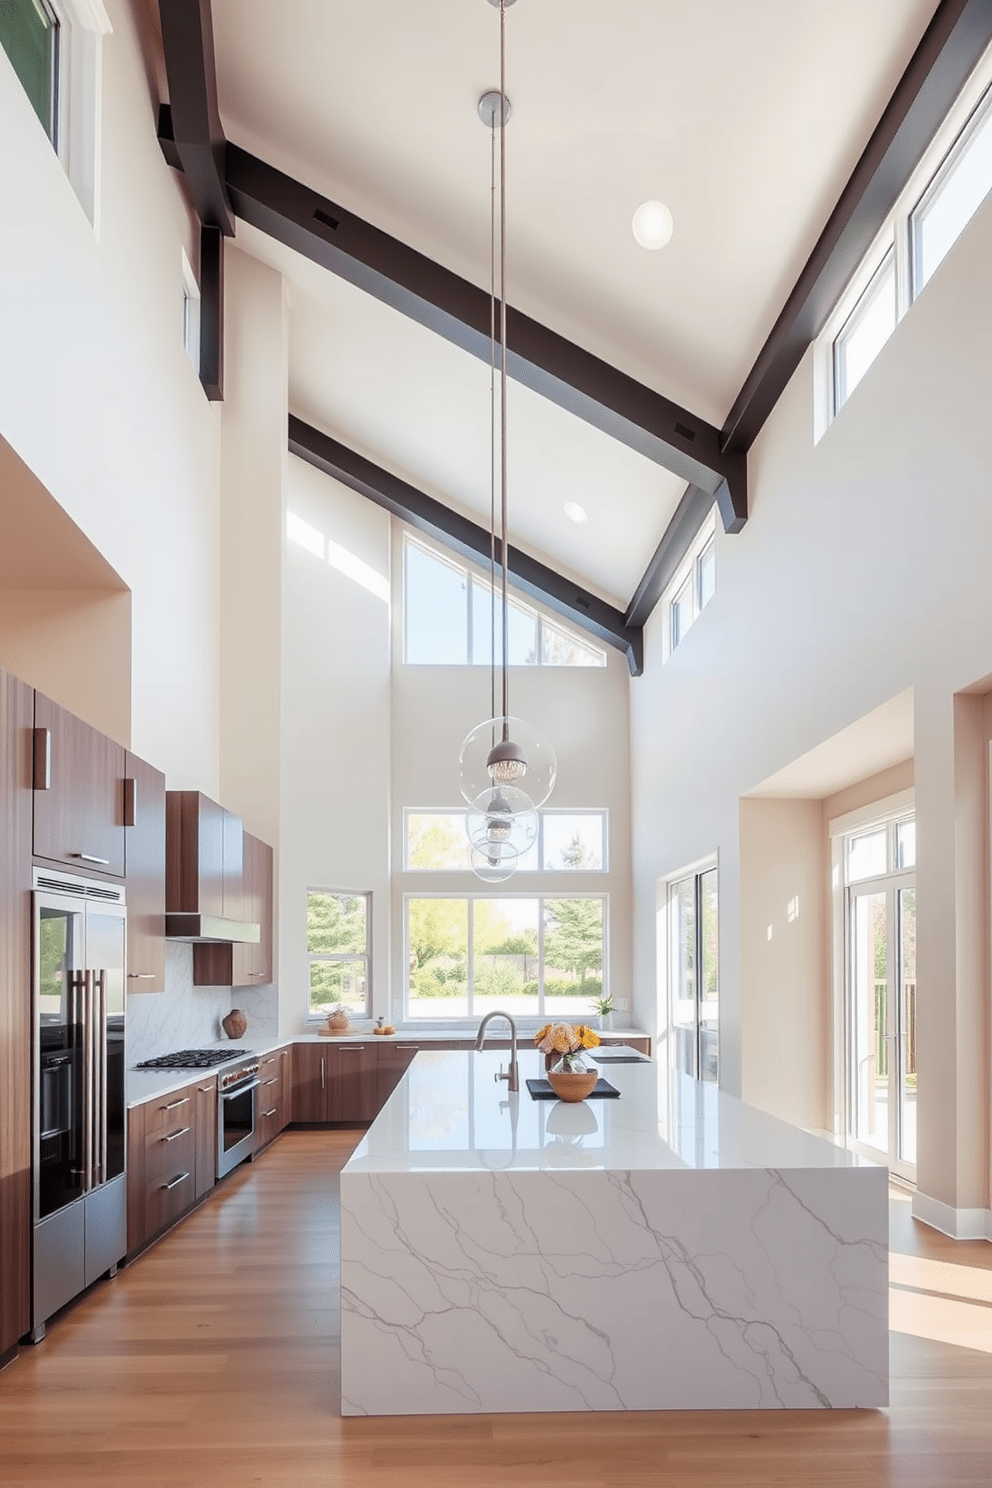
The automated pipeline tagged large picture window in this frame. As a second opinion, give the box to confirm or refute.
[406,895,606,1021]
[306,890,371,1020]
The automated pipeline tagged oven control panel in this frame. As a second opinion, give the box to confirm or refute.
[220,1060,259,1092]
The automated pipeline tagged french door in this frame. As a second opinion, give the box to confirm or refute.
[668,866,719,1084]
[845,818,916,1180]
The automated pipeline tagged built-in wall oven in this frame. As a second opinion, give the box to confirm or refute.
[217,1061,260,1177]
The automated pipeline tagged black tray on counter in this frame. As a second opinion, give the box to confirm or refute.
[525,1077,620,1100]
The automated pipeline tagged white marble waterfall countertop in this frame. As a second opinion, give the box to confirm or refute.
[344,1047,877,1175]
[340,1049,889,1415]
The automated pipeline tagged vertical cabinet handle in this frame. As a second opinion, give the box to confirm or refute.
[33,727,52,790]
[123,777,137,827]
[320,1057,325,1091]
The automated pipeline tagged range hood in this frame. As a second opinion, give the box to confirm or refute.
[165,913,260,944]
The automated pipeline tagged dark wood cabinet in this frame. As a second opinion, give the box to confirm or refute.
[325,1043,378,1122]
[32,691,125,876]
[194,1081,217,1200]
[0,668,33,1361]
[376,1043,420,1108]
[256,1047,290,1151]
[195,831,273,988]
[127,1079,215,1257]
[291,1044,328,1122]
[124,751,166,993]
[166,791,227,920]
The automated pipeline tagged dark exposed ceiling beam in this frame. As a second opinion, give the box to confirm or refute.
[157,0,234,235]
[624,486,715,631]
[721,0,992,455]
[289,416,644,677]
[217,144,746,519]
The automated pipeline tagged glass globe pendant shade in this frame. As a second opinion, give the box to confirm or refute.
[458,715,557,808]
[469,843,519,885]
[467,785,538,858]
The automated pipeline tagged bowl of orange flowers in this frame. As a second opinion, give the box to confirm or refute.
[534,1022,601,1102]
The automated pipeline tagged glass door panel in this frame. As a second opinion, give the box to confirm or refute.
[699,868,719,1084]
[850,890,888,1155]
[898,888,917,1167]
[35,900,86,1220]
[669,877,696,1077]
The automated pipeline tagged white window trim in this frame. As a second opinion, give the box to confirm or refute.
[656,853,719,1082]
[305,887,372,1022]
[659,507,717,663]
[814,38,992,442]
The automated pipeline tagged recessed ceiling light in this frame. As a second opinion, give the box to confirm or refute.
[632,199,674,251]
[564,502,588,524]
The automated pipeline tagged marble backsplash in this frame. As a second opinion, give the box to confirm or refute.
[126,943,279,1065]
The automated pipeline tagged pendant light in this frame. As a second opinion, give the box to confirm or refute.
[462,0,556,881]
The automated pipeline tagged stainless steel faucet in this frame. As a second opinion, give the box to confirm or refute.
[475,1010,519,1093]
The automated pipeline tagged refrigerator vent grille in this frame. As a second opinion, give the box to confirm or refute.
[35,873,124,903]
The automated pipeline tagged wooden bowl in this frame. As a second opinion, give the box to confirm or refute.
[547,1069,598,1103]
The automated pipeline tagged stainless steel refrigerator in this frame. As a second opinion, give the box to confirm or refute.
[32,871,127,1340]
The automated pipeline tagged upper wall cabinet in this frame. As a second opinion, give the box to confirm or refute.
[166,791,258,945]
[33,692,125,877]
[193,832,273,988]
[124,752,166,993]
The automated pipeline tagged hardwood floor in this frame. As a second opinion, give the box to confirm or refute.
[1,1134,991,1486]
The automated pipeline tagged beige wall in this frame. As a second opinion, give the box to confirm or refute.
[0,589,131,743]
[739,797,828,1129]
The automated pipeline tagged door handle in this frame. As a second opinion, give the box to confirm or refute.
[74,854,111,866]
[128,973,156,980]
[82,970,94,1192]
[96,970,107,1184]
[161,1173,190,1192]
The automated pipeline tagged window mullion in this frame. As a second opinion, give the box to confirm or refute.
[467,899,474,1017]
[538,897,545,1019]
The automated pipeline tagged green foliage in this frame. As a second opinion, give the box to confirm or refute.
[407,815,469,870]
[544,899,603,983]
[558,830,594,869]
[307,892,367,954]
[473,959,525,999]
[486,932,538,957]
[407,899,468,969]
[411,960,468,998]
[521,976,602,999]
[309,959,366,1012]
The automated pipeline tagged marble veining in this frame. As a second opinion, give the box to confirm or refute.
[340,1051,888,1415]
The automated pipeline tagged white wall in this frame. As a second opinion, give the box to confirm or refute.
[630,188,992,1218]
[279,457,392,1034]
[0,0,221,791]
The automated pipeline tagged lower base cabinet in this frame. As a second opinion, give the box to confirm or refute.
[127,1078,218,1256]
[255,1047,291,1151]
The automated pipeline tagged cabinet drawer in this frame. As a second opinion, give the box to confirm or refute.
[256,1103,281,1150]
[144,1085,197,1136]
[144,1166,196,1237]
[144,1119,197,1188]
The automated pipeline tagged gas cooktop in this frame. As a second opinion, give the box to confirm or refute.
[135,1048,252,1070]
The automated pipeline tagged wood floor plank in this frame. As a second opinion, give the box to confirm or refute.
[1,1131,990,1487]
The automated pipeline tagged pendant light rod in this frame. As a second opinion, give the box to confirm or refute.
[499,0,510,736]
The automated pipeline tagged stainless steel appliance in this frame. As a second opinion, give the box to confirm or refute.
[216,1058,260,1176]
[134,1048,260,1178]
[32,871,127,1341]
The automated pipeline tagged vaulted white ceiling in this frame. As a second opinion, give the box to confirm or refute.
[211,0,939,603]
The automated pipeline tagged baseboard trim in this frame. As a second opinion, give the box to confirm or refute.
[912,1190,991,1241]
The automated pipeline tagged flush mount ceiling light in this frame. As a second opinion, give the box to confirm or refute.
[632,199,674,250]
[460,0,557,883]
[563,501,588,524]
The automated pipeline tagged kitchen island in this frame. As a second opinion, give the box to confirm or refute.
[340,1047,888,1415]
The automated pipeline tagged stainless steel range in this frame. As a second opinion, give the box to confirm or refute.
[135,1048,261,1177]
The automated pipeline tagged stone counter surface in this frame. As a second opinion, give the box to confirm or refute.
[340,1048,888,1416]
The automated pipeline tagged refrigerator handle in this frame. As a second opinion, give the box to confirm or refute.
[82,971,94,1193]
[95,970,108,1185]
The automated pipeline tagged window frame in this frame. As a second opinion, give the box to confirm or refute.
[660,508,717,662]
[181,247,201,375]
[662,857,719,1085]
[403,891,608,1023]
[815,42,992,440]
[402,534,607,669]
[305,888,372,1023]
